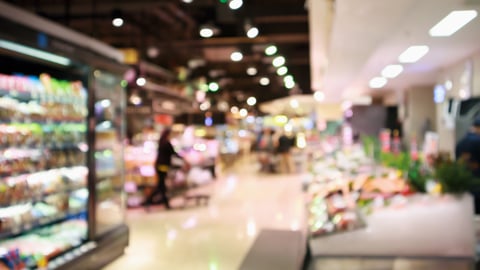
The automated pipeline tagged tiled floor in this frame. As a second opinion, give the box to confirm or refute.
[103,155,307,270]
[103,155,477,270]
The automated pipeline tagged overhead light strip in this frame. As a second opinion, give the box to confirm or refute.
[0,39,71,66]
[429,10,478,37]
[398,45,429,63]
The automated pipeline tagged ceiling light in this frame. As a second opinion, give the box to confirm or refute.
[369,77,387,88]
[230,51,243,61]
[136,77,146,86]
[112,18,124,27]
[272,56,286,67]
[231,106,239,114]
[239,108,248,117]
[0,39,71,66]
[284,75,294,83]
[260,77,270,86]
[182,0,193,3]
[285,80,295,89]
[209,82,219,92]
[246,27,259,38]
[314,91,325,102]
[246,67,258,76]
[429,10,478,37]
[398,45,429,63]
[265,45,278,56]
[229,0,243,10]
[200,28,214,38]
[200,101,211,111]
[277,66,288,76]
[112,9,124,27]
[381,64,404,78]
[247,96,257,106]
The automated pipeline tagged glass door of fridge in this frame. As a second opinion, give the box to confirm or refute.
[92,70,126,237]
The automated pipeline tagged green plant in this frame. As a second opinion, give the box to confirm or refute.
[380,152,410,171]
[407,159,429,193]
[434,160,478,194]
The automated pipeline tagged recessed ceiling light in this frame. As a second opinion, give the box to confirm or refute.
[260,77,270,86]
[285,80,295,89]
[209,82,219,92]
[247,96,257,106]
[246,27,259,38]
[369,77,387,88]
[229,0,243,10]
[182,0,193,3]
[381,64,404,78]
[272,56,286,67]
[398,45,429,63]
[246,67,257,76]
[112,18,124,27]
[265,45,277,56]
[429,10,478,37]
[231,51,243,61]
[277,66,288,76]
[199,26,215,38]
[284,75,294,83]
[136,77,146,86]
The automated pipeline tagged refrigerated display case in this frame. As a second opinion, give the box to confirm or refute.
[0,2,128,269]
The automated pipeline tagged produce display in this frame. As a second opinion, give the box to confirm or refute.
[0,73,89,268]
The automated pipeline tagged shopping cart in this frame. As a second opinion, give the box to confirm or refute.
[166,159,210,208]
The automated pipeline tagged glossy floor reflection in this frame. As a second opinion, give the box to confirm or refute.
[103,155,307,270]
[104,155,477,270]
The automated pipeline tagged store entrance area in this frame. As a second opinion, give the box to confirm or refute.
[103,155,476,270]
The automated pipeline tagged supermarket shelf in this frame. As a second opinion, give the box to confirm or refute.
[0,88,85,104]
[0,118,85,125]
[0,207,86,240]
[0,185,87,208]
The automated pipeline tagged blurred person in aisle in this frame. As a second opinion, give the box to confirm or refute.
[143,127,186,209]
[277,131,295,174]
[455,117,480,214]
[256,128,276,172]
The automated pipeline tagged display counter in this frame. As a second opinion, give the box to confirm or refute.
[304,144,476,259]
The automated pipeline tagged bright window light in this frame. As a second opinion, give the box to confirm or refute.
[369,77,387,88]
[277,66,288,76]
[246,67,257,76]
[398,45,429,63]
[230,51,243,62]
[260,77,270,86]
[247,96,257,106]
[272,56,286,67]
[229,0,243,10]
[314,91,325,102]
[246,27,259,38]
[429,10,478,37]
[381,64,404,78]
[265,45,277,56]
[0,39,71,66]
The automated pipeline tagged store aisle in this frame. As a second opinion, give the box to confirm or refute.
[103,155,307,270]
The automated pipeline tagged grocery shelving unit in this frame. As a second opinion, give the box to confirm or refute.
[0,2,129,269]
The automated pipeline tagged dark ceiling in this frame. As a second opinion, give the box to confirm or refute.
[7,0,310,109]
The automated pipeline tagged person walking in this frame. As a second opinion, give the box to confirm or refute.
[143,128,185,210]
[277,132,294,173]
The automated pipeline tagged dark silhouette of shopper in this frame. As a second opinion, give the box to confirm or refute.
[456,117,480,214]
[143,128,184,209]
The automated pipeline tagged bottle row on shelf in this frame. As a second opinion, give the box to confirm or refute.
[0,148,86,178]
[0,166,88,207]
[0,122,86,150]
[0,218,88,269]
[0,73,86,104]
